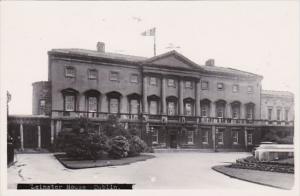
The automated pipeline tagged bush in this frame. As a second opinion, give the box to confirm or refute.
[109,136,130,159]
[102,115,130,138]
[128,136,147,157]
[56,130,110,160]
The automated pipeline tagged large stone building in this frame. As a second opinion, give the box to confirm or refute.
[8,42,294,151]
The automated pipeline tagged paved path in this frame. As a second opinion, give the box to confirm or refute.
[8,152,279,189]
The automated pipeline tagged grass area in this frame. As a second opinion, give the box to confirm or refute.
[212,165,294,190]
[55,153,155,169]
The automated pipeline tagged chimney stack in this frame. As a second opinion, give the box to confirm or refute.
[205,59,215,66]
[96,42,105,52]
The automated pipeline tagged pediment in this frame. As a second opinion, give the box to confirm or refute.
[144,50,200,70]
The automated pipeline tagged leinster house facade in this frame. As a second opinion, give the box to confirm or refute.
[8,42,294,151]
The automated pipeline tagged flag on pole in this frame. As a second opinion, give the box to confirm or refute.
[141,28,156,36]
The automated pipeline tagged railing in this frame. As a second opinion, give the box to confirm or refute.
[51,110,294,126]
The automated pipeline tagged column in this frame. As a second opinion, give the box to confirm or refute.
[161,77,166,115]
[50,120,55,144]
[143,76,148,114]
[195,80,201,116]
[20,124,24,151]
[37,125,41,149]
[244,128,248,150]
[179,78,184,115]
[212,125,216,152]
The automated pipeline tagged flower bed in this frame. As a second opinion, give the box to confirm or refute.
[228,156,294,174]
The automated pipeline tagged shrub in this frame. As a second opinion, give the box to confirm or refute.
[128,136,147,157]
[102,115,130,138]
[56,130,110,160]
[109,136,130,159]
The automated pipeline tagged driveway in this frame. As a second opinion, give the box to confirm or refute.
[8,152,278,189]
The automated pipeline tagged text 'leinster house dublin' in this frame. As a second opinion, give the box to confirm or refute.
[8,42,294,151]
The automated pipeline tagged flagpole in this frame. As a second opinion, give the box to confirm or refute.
[153,30,156,56]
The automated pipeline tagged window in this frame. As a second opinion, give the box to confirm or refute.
[87,97,97,112]
[216,102,225,118]
[231,103,240,119]
[130,74,138,83]
[247,86,253,93]
[202,130,209,144]
[149,100,158,115]
[185,81,192,89]
[167,101,176,116]
[285,109,289,121]
[232,130,239,144]
[149,77,157,86]
[277,109,281,121]
[65,95,75,111]
[88,69,97,80]
[40,100,46,107]
[217,129,224,144]
[187,131,194,144]
[109,98,119,113]
[110,71,119,81]
[247,133,253,145]
[217,83,224,90]
[185,102,193,116]
[246,104,254,119]
[232,85,239,93]
[201,105,209,117]
[152,128,158,144]
[268,108,273,120]
[65,67,75,78]
[130,99,139,114]
[201,81,209,90]
[168,79,175,87]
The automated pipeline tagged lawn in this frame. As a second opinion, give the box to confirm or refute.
[55,153,155,169]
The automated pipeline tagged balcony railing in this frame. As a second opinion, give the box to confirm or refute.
[51,110,294,126]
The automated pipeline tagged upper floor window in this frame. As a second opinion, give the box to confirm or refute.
[247,86,253,94]
[40,99,46,107]
[110,71,119,81]
[285,109,289,121]
[65,66,76,78]
[149,77,157,86]
[232,84,239,93]
[185,81,192,89]
[109,98,119,113]
[149,100,158,115]
[130,99,139,114]
[201,105,209,117]
[87,97,98,112]
[88,69,98,80]
[246,104,254,119]
[217,83,224,90]
[201,81,209,90]
[268,108,273,120]
[277,109,281,121]
[130,74,138,83]
[65,95,75,111]
[168,79,176,87]
[167,101,176,116]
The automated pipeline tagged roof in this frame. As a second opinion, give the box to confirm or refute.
[50,48,262,79]
[50,48,147,62]
[262,90,294,98]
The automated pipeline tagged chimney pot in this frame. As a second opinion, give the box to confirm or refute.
[205,59,215,66]
[97,42,105,52]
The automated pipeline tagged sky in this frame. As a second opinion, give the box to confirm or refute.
[1,1,299,115]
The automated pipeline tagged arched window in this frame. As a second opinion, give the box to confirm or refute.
[84,90,101,113]
[231,101,241,119]
[215,100,226,118]
[245,103,255,119]
[166,96,178,116]
[200,99,211,117]
[184,98,195,116]
[107,91,122,114]
[148,95,160,115]
[127,93,141,115]
[61,88,78,112]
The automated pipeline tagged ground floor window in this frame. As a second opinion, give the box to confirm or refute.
[247,133,253,145]
[152,128,158,144]
[202,130,209,144]
[187,131,194,144]
[232,130,239,144]
[217,129,224,145]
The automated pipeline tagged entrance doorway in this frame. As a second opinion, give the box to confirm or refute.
[170,134,177,148]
